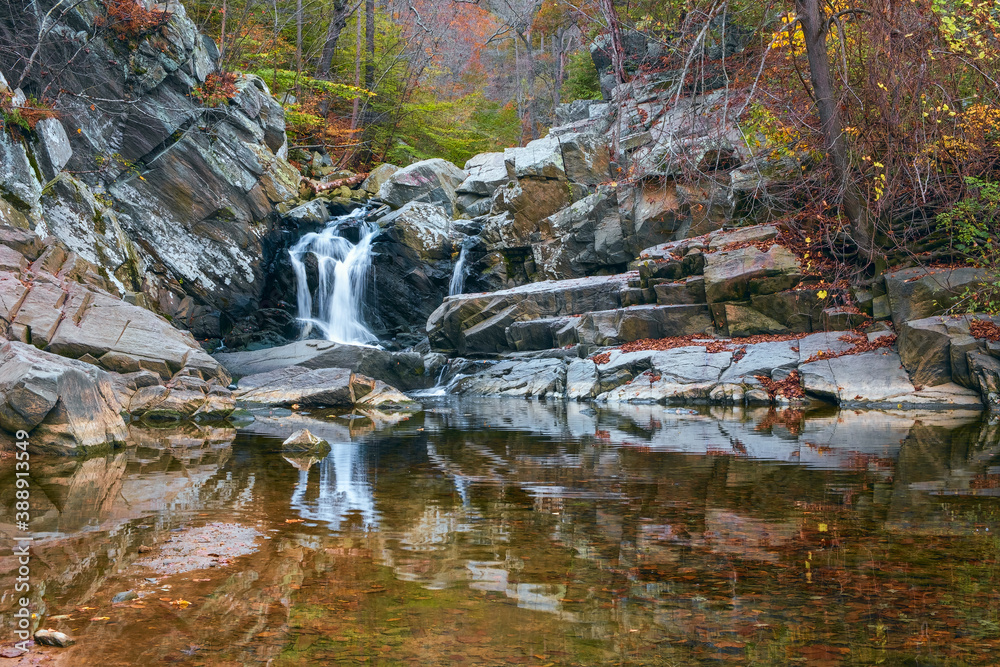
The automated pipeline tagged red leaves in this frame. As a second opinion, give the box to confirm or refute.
[99,0,171,39]
[754,370,805,399]
[802,331,897,364]
[970,318,1000,342]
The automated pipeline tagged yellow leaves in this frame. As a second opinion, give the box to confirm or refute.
[89,616,111,621]
[804,237,812,244]
[169,599,191,608]
[818,523,829,532]
[817,290,829,299]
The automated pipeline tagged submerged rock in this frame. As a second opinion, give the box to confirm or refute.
[34,629,74,648]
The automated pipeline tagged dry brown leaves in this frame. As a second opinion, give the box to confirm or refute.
[590,332,814,365]
[802,331,897,364]
[970,319,1000,342]
[754,370,805,399]
[98,0,171,39]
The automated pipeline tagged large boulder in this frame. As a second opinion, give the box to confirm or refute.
[377,202,456,262]
[702,244,802,303]
[458,153,510,196]
[884,266,988,327]
[127,379,235,422]
[0,341,128,454]
[559,132,611,186]
[377,158,467,215]
[427,273,633,354]
[897,314,1000,392]
[532,188,630,279]
[576,304,713,346]
[454,358,567,399]
[488,178,585,242]
[362,163,399,194]
[799,348,981,409]
[234,366,409,408]
[213,340,435,390]
[5,269,228,383]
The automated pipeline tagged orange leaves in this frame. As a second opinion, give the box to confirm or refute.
[192,72,238,108]
[98,0,171,40]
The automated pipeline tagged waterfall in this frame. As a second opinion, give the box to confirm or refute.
[288,208,378,345]
[448,243,470,297]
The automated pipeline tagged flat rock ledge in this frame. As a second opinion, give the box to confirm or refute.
[235,366,417,410]
[444,331,985,410]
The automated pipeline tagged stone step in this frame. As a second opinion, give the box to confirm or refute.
[653,276,706,305]
[576,304,713,347]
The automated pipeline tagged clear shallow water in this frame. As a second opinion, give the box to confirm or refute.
[4,400,1000,665]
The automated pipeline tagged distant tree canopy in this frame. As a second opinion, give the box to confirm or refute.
[176,0,998,276]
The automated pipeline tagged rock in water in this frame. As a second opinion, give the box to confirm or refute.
[34,629,74,647]
[282,429,331,471]
[112,590,138,604]
[282,429,331,456]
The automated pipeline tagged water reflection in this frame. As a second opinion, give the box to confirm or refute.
[4,400,1000,666]
[289,444,377,530]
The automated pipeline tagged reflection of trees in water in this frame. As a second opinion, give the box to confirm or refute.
[7,405,1000,664]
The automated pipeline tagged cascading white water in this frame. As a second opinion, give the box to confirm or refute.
[448,243,470,297]
[288,208,378,345]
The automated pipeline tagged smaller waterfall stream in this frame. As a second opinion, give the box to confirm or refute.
[289,208,378,345]
[448,243,470,296]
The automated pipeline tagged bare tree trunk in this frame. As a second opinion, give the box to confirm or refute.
[296,0,302,91]
[220,0,227,64]
[796,0,875,264]
[317,0,353,79]
[552,26,563,112]
[350,5,363,130]
[356,0,376,165]
[598,0,625,83]
[519,29,538,140]
[365,0,375,90]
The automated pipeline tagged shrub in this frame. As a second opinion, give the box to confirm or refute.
[192,72,238,107]
[0,93,58,137]
[937,177,1000,312]
[97,0,171,40]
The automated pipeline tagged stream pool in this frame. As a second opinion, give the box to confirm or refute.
[4,399,1000,665]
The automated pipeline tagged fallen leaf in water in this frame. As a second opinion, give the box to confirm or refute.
[90,617,110,621]
[48,615,72,621]
[170,599,191,608]
[193,578,211,582]
[285,519,305,523]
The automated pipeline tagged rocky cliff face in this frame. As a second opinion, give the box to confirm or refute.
[0,0,299,339]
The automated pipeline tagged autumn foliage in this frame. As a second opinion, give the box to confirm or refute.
[97,0,171,40]
[192,72,239,107]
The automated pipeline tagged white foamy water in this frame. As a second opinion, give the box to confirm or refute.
[289,208,378,344]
